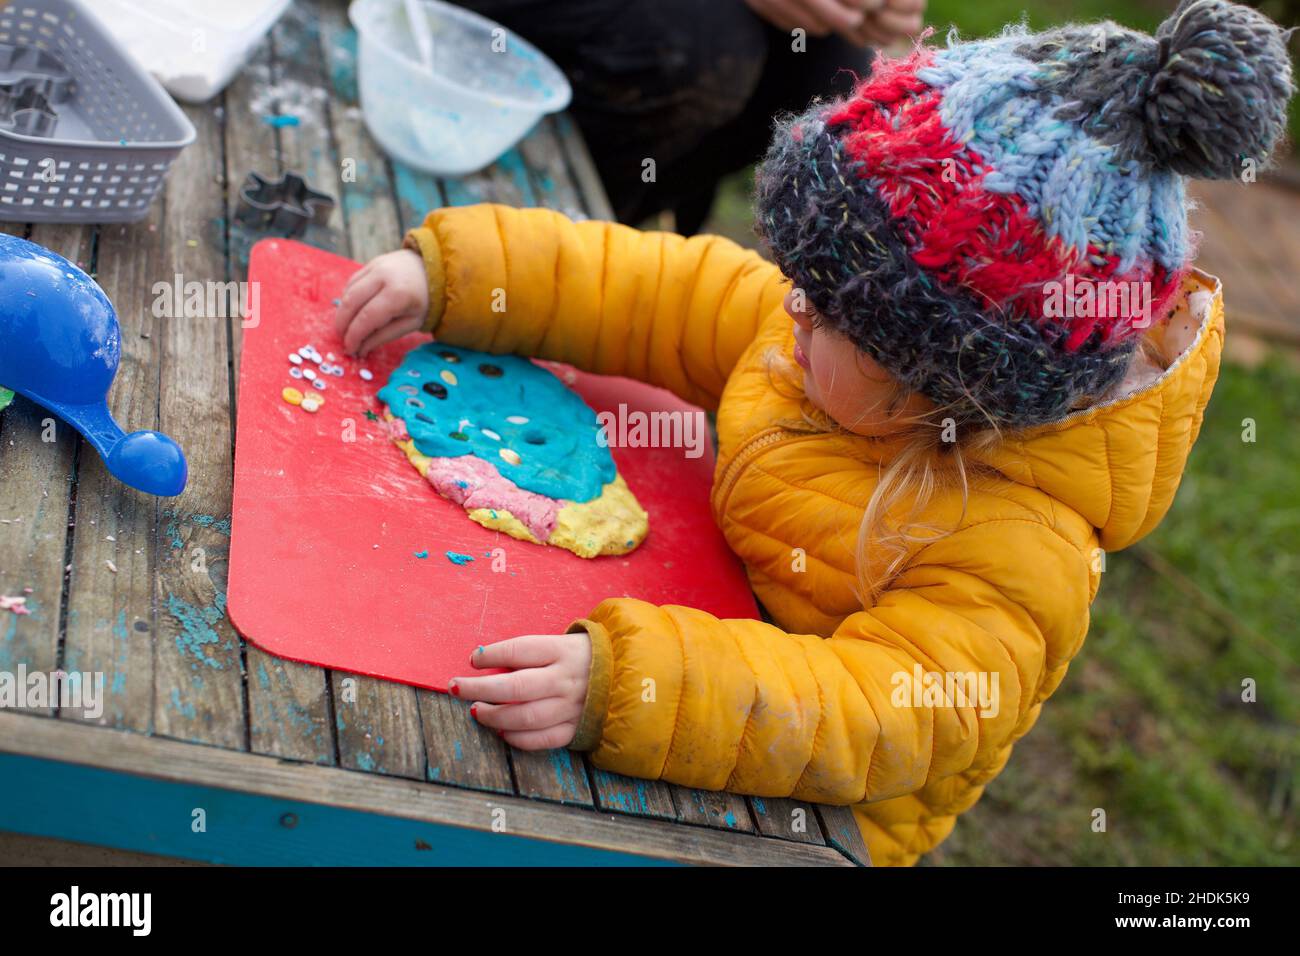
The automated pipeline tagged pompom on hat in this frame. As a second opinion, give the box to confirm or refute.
[756,0,1295,428]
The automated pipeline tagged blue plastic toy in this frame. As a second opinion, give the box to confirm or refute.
[0,233,187,496]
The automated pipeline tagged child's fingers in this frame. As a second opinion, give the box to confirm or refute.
[355,314,422,358]
[500,723,578,752]
[343,289,406,356]
[340,259,374,296]
[471,698,574,732]
[471,635,565,670]
[334,270,382,336]
[449,666,559,704]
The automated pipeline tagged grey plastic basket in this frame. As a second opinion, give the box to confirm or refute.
[0,0,195,223]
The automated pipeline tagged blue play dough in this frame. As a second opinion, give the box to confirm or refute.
[377,343,615,503]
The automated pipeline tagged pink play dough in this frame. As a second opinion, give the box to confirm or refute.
[387,411,561,541]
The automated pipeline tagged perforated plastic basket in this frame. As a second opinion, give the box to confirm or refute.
[0,0,195,223]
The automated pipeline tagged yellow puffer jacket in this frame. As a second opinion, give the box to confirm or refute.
[405,204,1224,866]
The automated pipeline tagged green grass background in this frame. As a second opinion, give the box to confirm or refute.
[704,0,1299,865]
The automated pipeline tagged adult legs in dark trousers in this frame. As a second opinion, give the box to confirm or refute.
[455,0,873,234]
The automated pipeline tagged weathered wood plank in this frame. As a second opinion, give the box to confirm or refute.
[816,804,872,866]
[518,118,588,220]
[270,1,347,253]
[225,32,336,766]
[670,785,755,833]
[0,222,84,716]
[392,162,444,233]
[589,767,678,820]
[1,711,853,865]
[223,38,279,282]
[553,113,614,220]
[317,2,400,260]
[512,747,593,806]
[440,147,536,208]
[418,693,512,793]
[749,796,828,845]
[57,210,165,734]
[148,101,246,748]
[328,671,426,778]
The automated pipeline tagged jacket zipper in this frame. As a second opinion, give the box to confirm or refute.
[711,426,803,521]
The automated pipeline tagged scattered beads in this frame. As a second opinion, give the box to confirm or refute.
[499,448,521,465]
[282,387,303,406]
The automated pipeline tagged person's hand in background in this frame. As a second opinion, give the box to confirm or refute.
[852,0,926,48]
[744,0,924,48]
[743,0,878,38]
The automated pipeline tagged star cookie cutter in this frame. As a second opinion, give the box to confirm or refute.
[0,44,74,104]
[0,44,74,138]
[0,84,58,137]
[235,170,336,237]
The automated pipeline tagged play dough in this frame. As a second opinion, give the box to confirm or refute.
[377,343,648,558]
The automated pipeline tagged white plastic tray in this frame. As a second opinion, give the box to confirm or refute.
[88,0,291,103]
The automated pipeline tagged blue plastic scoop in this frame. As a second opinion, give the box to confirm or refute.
[0,233,187,496]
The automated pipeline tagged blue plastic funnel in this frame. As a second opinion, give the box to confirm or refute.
[0,233,187,496]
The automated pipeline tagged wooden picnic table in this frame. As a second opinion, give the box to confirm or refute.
[0,0,869,866]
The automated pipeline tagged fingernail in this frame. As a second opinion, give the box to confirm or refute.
[496,729,504,738]
[475,645,484,655]
[449,681,460,697]
[470,704,478,720]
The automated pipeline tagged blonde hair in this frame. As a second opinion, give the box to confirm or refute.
[763,347,1003,602]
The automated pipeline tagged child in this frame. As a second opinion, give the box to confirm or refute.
[335,0,1293,865]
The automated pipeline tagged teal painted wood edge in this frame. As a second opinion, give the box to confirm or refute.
[0,753,678,867]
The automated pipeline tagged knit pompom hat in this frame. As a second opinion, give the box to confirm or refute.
[756,0,1294,428]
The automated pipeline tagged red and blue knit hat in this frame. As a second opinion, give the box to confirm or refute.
[756,0,1294,428]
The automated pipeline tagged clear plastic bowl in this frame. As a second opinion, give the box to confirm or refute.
[349,0,571,176]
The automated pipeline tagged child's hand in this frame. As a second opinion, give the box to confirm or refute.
[451,632,592,750]
[333,248,430,357]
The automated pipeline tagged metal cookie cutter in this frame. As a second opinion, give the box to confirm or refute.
[235,170,336,238]
[0,85,58,137]
[0,44,74,138]
[0,44,74,104]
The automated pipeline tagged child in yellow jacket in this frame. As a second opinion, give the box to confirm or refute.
[334,0,1293,865]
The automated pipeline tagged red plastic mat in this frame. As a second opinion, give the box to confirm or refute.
[228,239,759,691]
